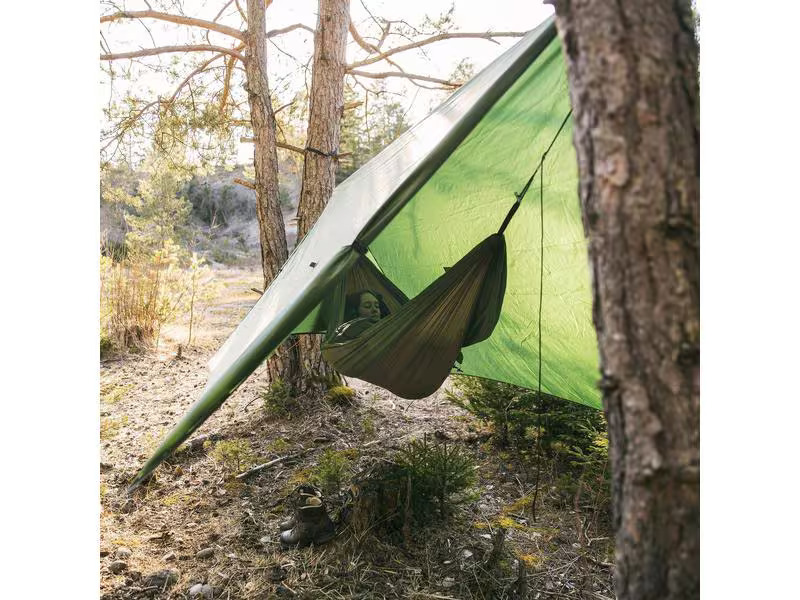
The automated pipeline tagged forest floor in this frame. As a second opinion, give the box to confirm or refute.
[99,266,615,600]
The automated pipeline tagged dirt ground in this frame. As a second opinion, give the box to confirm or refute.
[99,266,615,600]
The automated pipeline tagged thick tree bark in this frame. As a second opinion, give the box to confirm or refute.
[294,0,350,391]
[244,0,298,383]
[550,2,699,599]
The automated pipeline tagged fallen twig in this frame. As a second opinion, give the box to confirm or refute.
[235,445,324,480]
[585,555,615,569]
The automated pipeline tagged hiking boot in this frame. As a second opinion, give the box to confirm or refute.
[278,516,296,532]
[278,487,322,531]
[279,501,335,548]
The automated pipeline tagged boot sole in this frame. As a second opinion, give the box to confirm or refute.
[279,529,336,549]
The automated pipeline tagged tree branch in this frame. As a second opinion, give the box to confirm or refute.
[234,0,247,24]
[277,141,307,155]
[347,69,460,88]
[166,53,227,106]
[102,50,229,153]
[212,0,235,24]
[266,23,315,37]
[349,21,380,54]
[241,137,306,156]
[219,54,236,114]
[100,10,244,41]
[101,44,245,63]
[349,31,525,69]
[234,177,255,190]
[349,22,416,78]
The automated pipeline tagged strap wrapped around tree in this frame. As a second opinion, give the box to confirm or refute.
[321,233,507,398]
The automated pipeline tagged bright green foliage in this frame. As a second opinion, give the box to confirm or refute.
[347,437,476,541]
[525,395,607,472]
[207,438,257,477]
[325,385,355,406]
[450,375,610,525]
[122,164,192,258]
[395,435,476,520]
[310,448,356,494]
[260,378,297,417]
[447,376,606,464]
[549,425,610,516]
[446,376,537,447]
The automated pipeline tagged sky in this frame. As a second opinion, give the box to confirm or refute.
[100,0,555,165]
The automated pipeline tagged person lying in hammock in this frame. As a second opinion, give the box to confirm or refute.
[329,289,390,342]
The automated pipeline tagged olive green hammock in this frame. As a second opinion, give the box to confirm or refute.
[127,17,602,491]
[319,233,507,399]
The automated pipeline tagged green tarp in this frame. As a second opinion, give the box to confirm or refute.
[129,16,601,490]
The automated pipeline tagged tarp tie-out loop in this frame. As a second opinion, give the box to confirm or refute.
[497,109,572,235]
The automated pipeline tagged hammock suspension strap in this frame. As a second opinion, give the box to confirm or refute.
[497,110,572,235]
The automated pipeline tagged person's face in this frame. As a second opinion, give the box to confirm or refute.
[357,293,381,323]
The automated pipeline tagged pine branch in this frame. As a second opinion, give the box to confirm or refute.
[165,53,228,106]
[212,0,235,24]
[266,23,315,37]
[234,177,256,190]
[348,31,526,69]
[101,10,245,41]
[219,54,236,114]
[101,44,245,63]
[240,137,306,156]
[347,69,460,88]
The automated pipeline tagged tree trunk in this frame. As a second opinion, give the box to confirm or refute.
[244,0,298,383]
[294,0,350,391]
[550,2,699,599]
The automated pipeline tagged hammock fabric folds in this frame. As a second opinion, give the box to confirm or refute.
[321,234,507,398]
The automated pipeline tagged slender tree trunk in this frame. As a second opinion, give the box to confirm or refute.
[294,0,350,391]
[244,0,298,383]
[550,2,699,599]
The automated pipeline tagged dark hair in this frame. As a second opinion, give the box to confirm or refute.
[344,289,391,320]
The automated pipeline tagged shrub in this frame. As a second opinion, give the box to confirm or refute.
[261,378,297,417]
[310,448,356,494]
[100,332,114,359]
[325,385,355,406]
[348,436,477,541]
[445,376,537,447]
[395,435,476,520]
[207,439,258,477]
[446,376,607,466]
[100,162,217,353]
[100,240,215,353]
